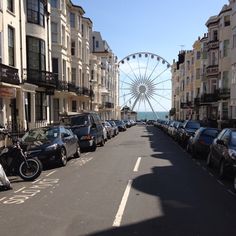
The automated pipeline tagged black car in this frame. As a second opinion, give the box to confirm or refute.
[207,128,236,181]
[63,112,105,152]
[113,120,127,132]
[187,127,220,159]
[21,125,80,167]
[178,120,201,147]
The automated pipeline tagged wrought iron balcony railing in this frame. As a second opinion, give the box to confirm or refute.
[26,69,56,88]
[200,93,219,103]
[0,63,20,85]
[216,88,230,100]
[206,65,219,77]
[207,40,219,50]
[105,102,114,108]
[56,80,68,91]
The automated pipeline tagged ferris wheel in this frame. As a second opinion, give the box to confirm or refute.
[118,52,172,120]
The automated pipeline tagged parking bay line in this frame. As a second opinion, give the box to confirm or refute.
[113,179,133,227]
[133,157,142,172]
[14,187,26,193]
[46,170,57,177]
[0,197,6,202]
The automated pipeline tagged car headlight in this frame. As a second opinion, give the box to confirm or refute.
[45,143,58,151]
[228,149,236,160]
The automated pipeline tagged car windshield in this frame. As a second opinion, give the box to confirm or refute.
[70,116,89,126]
[230,131,236,146]
[186,121,200,129]
[203,129,219,138]
[22,127,60,142]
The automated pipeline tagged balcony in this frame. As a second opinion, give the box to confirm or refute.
[207,40,219,51]
[194,97,200,106]
[68,82,77,93]
[82,87,90,96]
[0,63,20,85]
[206,65,219,77]
[180,101,193,109]
[216,88,230,100]
[56,80,68,91]
[105,102,114,108]
[99,102,114,109]
[26,69,56,88]
[200,93,218,104]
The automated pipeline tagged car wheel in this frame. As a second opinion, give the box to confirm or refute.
[219,160,226,179]
[59,147,67,166]
[206,152,212,167]
[90,140,97,152]
[100,137,105,147]
[186,143,191,153]
[192,148,198,159]
[233,174,236,192]
[74,144,81,158]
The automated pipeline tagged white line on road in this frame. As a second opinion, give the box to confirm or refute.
[32,179,41,184]
[209,172,214,177]
[46,170,57,177]
[227,189,236,196]
[133,157,141,172]
[0,197,6,202]
[217,180,224,186]
[113,179,133,227]
[14,187,26,193]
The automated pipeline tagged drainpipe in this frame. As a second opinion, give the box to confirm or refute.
[46,5,52,124]
[19,0,26,132]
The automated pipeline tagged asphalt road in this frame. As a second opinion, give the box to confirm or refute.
[0,125,236,236]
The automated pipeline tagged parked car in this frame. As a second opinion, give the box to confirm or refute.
[207,128,236,181]
[102,121,114,139]
[187,127,220,159]
[178,120,201,147]
[101,123,108,142]
[62,112,105,152]
[113,120,127,131]
[21,125,80,167]
[172,121,183,141]
[107,120,119,136]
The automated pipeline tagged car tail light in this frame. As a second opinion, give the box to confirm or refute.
[199,139,206,145]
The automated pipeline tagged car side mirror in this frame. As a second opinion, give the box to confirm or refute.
[91,123,96,129]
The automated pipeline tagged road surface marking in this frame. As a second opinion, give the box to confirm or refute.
[209,172,214,177]
[113,179,133,227]
[32,179,41,184]
[133,157,141,172]
[14,187,26,193]
[0,197,6,202]
[227,189,236,196]
[46,170,57,177]
[217,180,224,186]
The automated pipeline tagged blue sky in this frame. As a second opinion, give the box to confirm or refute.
[76,0,228,63]
[74,0,228,113]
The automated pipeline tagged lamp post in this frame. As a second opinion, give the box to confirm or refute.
[89,80,94,111]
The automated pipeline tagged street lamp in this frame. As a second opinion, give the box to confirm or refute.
[89,80,94,111]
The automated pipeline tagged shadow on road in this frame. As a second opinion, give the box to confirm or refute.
[87,126,236,236]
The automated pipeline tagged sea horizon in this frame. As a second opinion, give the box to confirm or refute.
[137,111,168,121]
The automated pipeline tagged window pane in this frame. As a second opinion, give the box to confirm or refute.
[51,0,58,8]
[27,37,45,71]
[7,0,13,12]
[8,27,14,66]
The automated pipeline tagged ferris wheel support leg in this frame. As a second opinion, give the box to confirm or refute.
[145,95,159,120]
[131,94,141,111]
